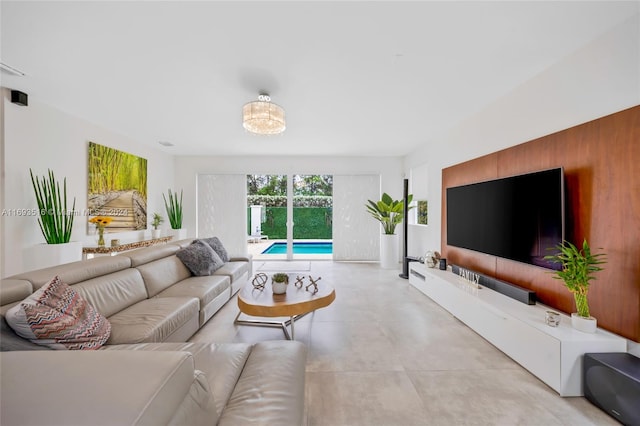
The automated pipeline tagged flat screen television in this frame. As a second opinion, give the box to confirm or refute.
[446,168,564,270]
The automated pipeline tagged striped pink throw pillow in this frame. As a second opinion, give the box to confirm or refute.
[6,275,111,350]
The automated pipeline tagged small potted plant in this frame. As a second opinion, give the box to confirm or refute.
[272,273,289,295]
[544,239,606,333]
[151,213,163,238]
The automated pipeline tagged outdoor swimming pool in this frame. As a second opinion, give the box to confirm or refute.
[261,242,333,255]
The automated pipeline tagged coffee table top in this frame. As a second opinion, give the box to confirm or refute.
[238,276,335,318]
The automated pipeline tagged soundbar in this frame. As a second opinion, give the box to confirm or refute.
[451,264,536,305]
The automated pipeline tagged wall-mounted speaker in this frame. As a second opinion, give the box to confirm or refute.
[10,90,28,106]
[583,352,640,425]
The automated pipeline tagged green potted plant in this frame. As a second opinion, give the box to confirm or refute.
[366,192,413,269]
[163,189,185,239]
[29,168,81,267]
[272,273,289,294]
[544,239,606,333]
[151,212,163,238]
[30,168,76,244]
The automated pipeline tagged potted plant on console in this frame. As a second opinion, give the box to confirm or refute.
[163,189,185,240]
[366,192,413,269]
[544,239,606,333]
[29,168,81,268]
[151,213,163,239]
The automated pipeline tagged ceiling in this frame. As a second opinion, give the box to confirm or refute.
[1,1,637,157]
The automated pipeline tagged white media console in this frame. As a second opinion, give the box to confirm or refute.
[408,262,626,396]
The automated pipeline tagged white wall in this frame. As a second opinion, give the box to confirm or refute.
[174,155,405,239]
[1,90,175,276]
[404,13,640,261]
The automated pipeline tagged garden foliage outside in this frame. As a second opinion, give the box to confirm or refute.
[247,175,332,239]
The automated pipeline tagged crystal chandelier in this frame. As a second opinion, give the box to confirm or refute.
[242,94,286,135]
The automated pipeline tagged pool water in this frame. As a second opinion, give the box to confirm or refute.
[261,242,333,255]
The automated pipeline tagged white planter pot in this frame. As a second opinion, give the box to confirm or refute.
[380,234,399,269]
[272,281,287,294]
[151,229,162,239]
[169,228,187,240]
[571,313,597,333]
[27,241,83,270]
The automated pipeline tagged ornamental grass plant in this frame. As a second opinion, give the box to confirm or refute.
[163,189,183,229]
[29,169,76,244]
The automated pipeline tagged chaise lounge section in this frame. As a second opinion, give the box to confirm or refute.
[0,238,306,425]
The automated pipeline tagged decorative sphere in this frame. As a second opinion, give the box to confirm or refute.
[252,273,268,289]
[424,251,441,268]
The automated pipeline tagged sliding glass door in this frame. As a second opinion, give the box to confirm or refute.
[247,174,333,260]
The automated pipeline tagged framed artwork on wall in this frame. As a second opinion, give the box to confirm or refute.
[417,200,428,225]
[87,142,148,233]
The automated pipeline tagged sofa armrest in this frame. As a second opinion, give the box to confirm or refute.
[218,340,307,425]
[229,254,252,263]
[1,350,214,426]
[0,279,32,306]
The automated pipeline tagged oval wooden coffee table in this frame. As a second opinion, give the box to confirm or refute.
[234,275,335,340]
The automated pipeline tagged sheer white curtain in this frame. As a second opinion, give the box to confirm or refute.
[332,175,380,261]
[197,174,247,257]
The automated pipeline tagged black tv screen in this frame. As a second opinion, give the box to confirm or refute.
[446,168,564,270]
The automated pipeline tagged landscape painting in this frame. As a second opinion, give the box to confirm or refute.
[87,142,148,232]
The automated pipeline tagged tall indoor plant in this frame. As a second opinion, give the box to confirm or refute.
[366,192,413,269]
[163,189,185,239]
[30,168,76,244]
[29,168,81,268]
[544,239,606,333]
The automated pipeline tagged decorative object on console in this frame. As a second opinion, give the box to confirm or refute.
[295,275,305,288]
[424,251,441,268]
[30,168,76,244]
[272,273,289,294]
[89,216,112,247]
[439,258,447,270]
[252,273,268,290]
[366,192,413,269]
[110,239,120,247]
[544,239,606,333]
[151,212,163,238]
[451,264,536,305]
[545,311,560,327]
[243,94,286,135]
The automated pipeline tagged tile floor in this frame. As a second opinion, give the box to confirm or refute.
[189,261,617,426]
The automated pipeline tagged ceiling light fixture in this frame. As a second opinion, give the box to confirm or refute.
[242,94,286,135]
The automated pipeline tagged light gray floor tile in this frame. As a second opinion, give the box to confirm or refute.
[306,371,428,426]
[191,261,617,426]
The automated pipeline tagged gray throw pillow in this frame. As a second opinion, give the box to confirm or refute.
[201,237,230,262]
[177,240,224,276]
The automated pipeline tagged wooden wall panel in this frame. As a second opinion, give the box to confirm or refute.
[441,106,640,342]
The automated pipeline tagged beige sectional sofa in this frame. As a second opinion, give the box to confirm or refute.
[0,238,307,425]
